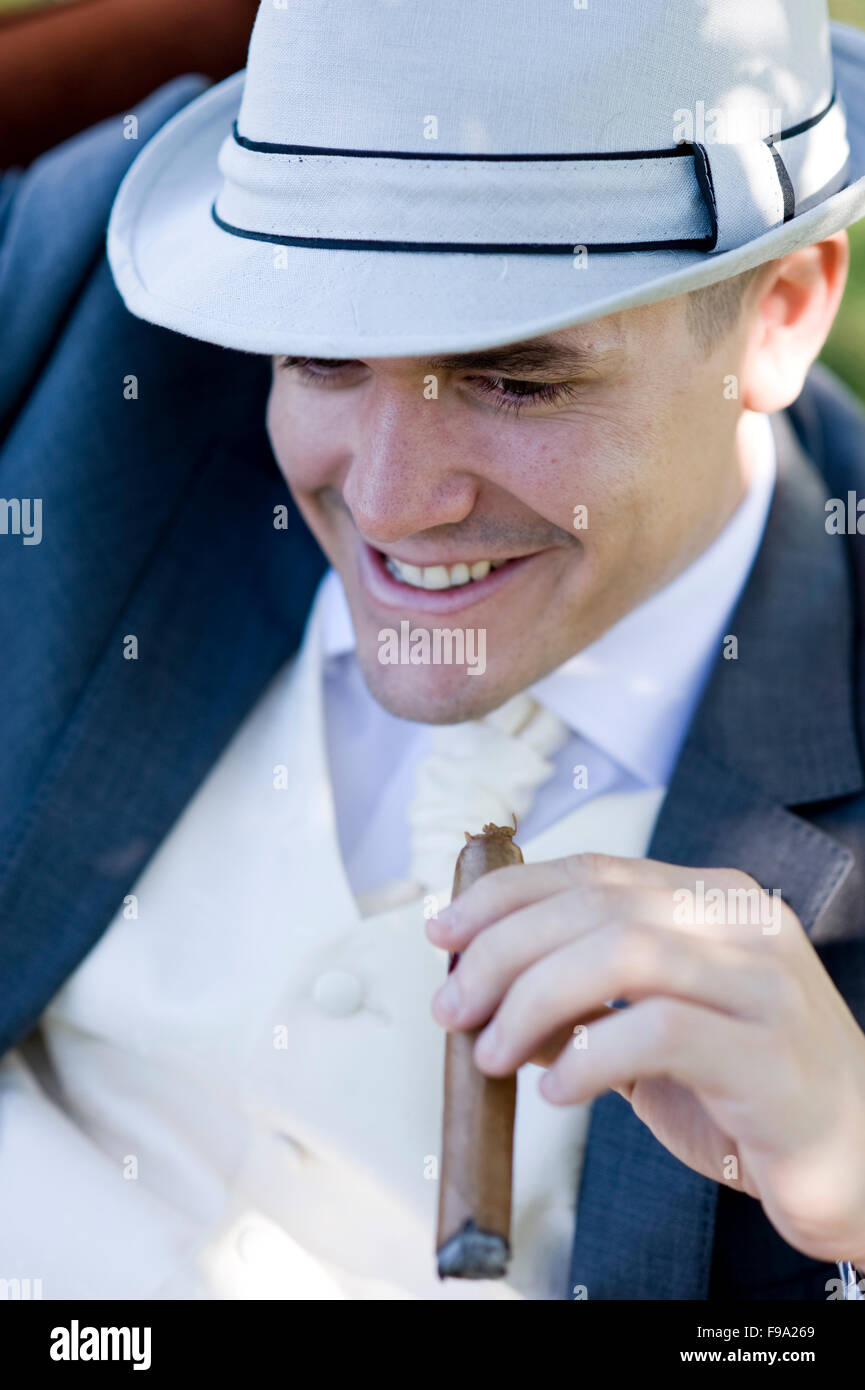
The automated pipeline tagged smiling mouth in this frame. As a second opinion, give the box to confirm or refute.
[379,552,517,591]
[358,540,559,614]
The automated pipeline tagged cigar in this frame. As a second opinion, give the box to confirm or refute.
[436,816,524,1279]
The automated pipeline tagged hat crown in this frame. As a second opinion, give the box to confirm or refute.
[238,0,835,154]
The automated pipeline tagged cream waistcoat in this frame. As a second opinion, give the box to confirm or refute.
[40,595,666,1300]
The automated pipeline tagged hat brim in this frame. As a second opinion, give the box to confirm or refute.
[107,22,865,358]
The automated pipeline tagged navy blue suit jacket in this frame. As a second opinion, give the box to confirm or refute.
[2,77,865,1300]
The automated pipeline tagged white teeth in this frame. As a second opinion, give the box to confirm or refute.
[422,565,451,590]
[384,555,507,589]
[394,562,423,586]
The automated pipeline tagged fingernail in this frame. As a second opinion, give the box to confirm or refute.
[434,974,461,1019]
[435,905,456,933]
[540,1070,563,1101]
[476,1021,500,1060]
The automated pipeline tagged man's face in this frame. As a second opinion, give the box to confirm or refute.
[266,292,752,723]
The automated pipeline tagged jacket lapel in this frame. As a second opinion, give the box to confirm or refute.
[569,408,864,1300]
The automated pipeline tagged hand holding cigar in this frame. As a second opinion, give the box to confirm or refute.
[436,816,523,1279]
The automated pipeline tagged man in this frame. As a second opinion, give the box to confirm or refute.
[1,0,865,1300]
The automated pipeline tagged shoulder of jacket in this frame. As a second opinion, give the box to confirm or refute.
[789,363,865,488]
[0,76,209,418]
[0,73,209,253]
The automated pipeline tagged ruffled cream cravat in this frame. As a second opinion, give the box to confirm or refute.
[404,691,571,900]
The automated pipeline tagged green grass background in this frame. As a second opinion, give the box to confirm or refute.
[0,0,72,11]
[822,0,864,398]
[1,0,862,395]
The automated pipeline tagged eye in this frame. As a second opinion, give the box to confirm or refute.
[277,357,584,415]
[278,356,361,383]
[467,376,583,415]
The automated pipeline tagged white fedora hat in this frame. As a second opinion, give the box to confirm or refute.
[107,0,865,358]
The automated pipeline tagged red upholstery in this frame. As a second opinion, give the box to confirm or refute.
[0,0,259,167]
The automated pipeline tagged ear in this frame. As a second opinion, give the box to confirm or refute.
[740,233,850,414]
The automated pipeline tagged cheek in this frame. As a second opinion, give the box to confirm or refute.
[512,415,650,552]
[266,384,345,494]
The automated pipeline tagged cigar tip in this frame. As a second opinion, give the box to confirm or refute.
[436,1220,511,1280]
[478,820,516,840]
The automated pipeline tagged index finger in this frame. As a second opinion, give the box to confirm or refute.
[427,852,702,949]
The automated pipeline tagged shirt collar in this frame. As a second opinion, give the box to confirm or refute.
[318,412,777,786]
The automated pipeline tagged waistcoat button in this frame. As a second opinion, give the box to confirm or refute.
[311,969,364,1016]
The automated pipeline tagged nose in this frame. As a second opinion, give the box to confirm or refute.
[341,386,478,546]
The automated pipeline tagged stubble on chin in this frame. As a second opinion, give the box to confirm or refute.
[354,649,514,727]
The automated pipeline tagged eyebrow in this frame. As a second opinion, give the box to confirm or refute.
[277,336,616,377]
[424,337,614,376]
